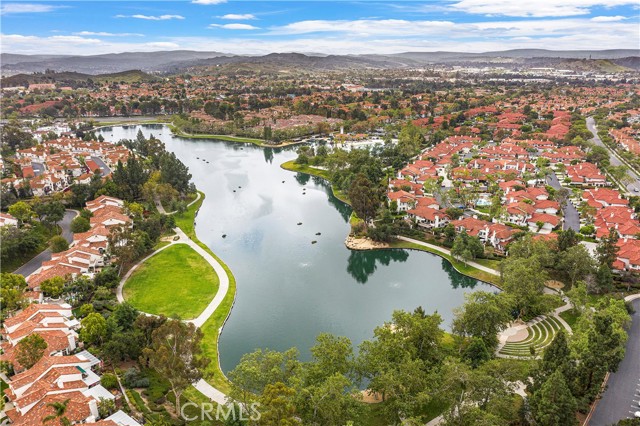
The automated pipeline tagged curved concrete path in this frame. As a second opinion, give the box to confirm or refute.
[116,226,229,328]
[116,225,231,405]
[155,192,202,216]
[397,235,500,276]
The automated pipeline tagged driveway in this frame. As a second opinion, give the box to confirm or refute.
[545,173,580,232]
[90,156,111,177]
[14,209,78,277]
[586,117,640,194]
[589,298,640,425]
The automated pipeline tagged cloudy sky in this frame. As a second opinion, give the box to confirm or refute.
[1,0,639,55]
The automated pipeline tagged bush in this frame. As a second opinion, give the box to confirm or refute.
[49,235,69,253]
[123,367,150,388]
[101,373,119,390]
[70,216,91,233]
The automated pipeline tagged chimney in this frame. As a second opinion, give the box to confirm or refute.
[89,398,99,419]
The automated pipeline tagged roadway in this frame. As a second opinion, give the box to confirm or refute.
[545,173,580,231]
[14,209,78,277]
[586,117,640,194]
[589,297,640,425]
[90,156,112,177]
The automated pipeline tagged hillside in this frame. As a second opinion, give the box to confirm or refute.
[1,70,160,88]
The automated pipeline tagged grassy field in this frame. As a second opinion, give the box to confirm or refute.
[280,160,351,205]
[123,244,219,320]
[388,240,502,287]
[174,191,236,394]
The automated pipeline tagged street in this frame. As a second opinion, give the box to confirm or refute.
[14,209,78,277]
[90,156,112,177]
[545,173,580,231]
[586,117,640,194]
[590,298,640,425]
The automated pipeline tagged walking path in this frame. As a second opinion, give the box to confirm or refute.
[116,223,232,405]
[154,192,202,215]
[116,226,229,328]
[397,236,500,276]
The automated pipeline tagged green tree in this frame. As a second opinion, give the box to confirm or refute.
[348,174,381,226]
[15,333,48,369]
[49,235,69,253]
[43,399,71,426]
[70,216,91,233]
[0,273,28,313]
[8,201,33,227]
[558,244,594,286]
[501,256,547,319]
[453,291,511,350]
[462,337,491,369]
[260,382,298,426]
[596,228,619,269]
[229,348,300,412]
[141,320,209,415]
[40,276,65,298]
[397,122,425,158]
[530,370,577,426]
[80,312,107,345]
[557,228,578,251]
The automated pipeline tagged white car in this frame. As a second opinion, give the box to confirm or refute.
[635,411,640,418]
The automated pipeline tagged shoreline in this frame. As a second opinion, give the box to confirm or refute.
[345,235,502,288]
[169,125,304,148]
[279,160,502,288]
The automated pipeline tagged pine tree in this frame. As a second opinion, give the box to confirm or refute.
[530,370,578,426]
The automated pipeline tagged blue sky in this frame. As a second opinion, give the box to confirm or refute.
[1,1,639,55]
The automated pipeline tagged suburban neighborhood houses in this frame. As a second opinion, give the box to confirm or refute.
[1,30,640,425]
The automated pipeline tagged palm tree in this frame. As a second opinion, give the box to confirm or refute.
[42,399,71,426]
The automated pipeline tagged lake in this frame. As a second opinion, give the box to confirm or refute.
[97,124,495,373]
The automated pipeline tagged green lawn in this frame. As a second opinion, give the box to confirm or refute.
[123,244,219,319]
[173,191,236,394]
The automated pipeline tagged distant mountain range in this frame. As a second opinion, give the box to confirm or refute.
[1,49,638,76]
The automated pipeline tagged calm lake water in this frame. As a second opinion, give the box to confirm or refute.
[98,125,495,372]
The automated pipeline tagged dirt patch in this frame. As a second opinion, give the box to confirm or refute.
[360,390,383,404]
[545,280,565,290]
[345,236,390,250]
[507,328,530,342]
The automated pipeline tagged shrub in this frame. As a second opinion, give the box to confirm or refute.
[123,367,150,388]
[70,216,91,233]
[49,235,69,253]
[101,373,119,390]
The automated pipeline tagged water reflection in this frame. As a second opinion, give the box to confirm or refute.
[295,172,311,186]
[263,147,274,164]
[347,249,410,284]
[441,259,480,289]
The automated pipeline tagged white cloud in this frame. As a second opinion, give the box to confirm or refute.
[74,31,144,37]
[269,19,456,36]
[2,16,637,56]
[448,0,638,17]
[209,23,260,30]
[192,0,227,4]
[116,14,185,21]
[219,13,256,20]
[0,3,61,15]
[590,15,627,21]
[49,35,102,44]
[145,42,180,49]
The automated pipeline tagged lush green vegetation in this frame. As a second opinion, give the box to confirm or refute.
[123,244,218,319]
[389,240,501,286]
[174,191,236,394]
